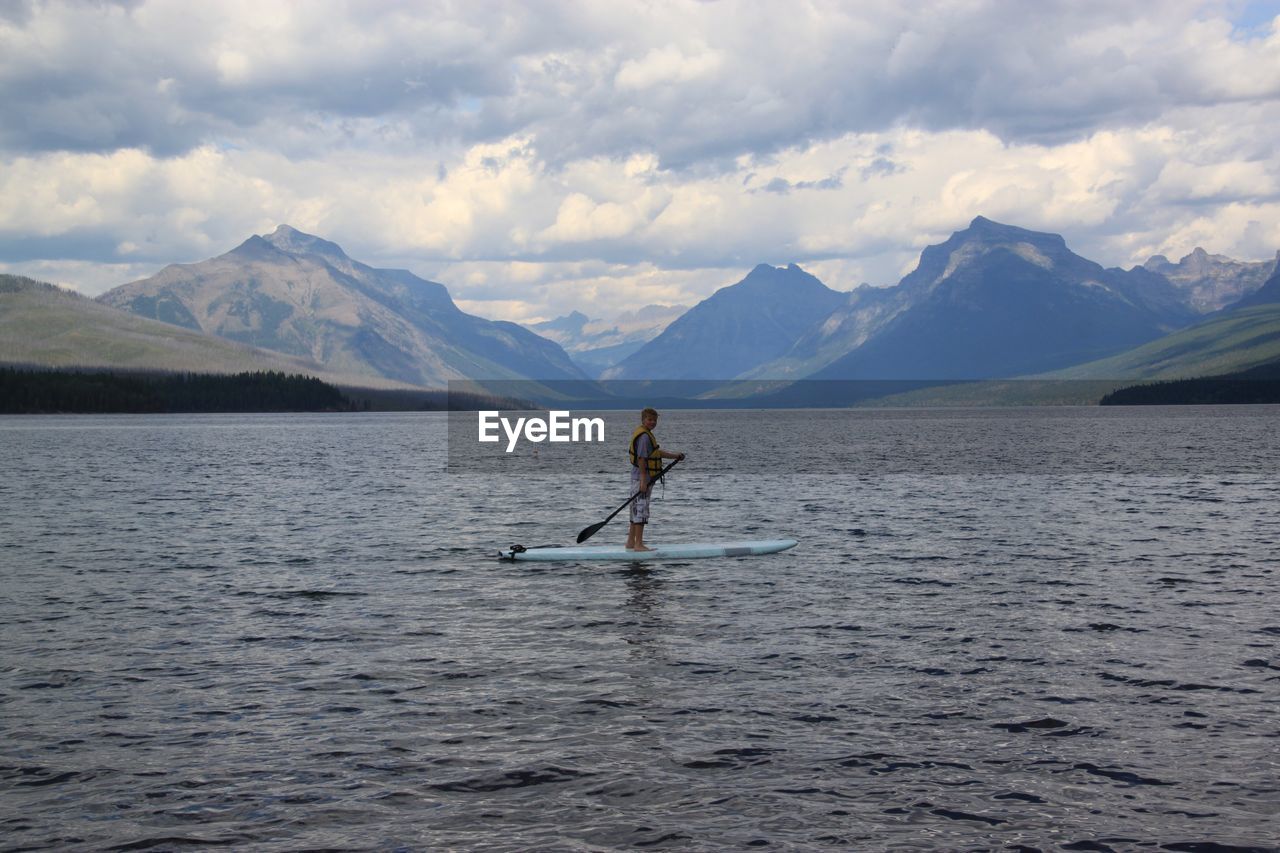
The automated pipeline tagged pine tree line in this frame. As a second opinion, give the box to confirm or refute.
[1099,377,1280,405]
[0,368,353,414]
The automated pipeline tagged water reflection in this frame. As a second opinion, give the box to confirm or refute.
[620,565,669,666]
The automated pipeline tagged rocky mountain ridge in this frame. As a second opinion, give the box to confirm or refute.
[100,226,587,387]
[1143,247,1279,312]
[0,272,410,385]
[806,217,1198,379]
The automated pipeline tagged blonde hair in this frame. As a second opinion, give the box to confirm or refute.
[640,407,659,420]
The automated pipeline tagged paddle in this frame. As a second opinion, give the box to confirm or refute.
[576,457,682,544]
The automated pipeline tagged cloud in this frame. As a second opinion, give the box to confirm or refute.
[1,1,1279,323]
[6,1,1278,162]
[614,43,723,91]
[0,0,515,155]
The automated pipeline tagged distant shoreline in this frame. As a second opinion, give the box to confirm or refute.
[7,366,1280,413]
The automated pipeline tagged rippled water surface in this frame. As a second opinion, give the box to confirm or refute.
[2,408,1279,851]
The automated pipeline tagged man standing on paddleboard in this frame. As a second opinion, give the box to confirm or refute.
[627,407,685,551]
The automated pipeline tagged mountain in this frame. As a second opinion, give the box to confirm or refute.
[531,310,591,341]
[736,281,907,380]
[1226,266,1280,310]
[529,304,687,377]
[1142,248,1278,313]
[99,226,588,387]
[776,269,1280,406]
[0,273,407,384]
[602,264,846,380]
[805,217,1197,380]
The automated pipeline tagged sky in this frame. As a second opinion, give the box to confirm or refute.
[1,0,1279,324]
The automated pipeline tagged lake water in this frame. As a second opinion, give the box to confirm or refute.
[2,408,1278,851]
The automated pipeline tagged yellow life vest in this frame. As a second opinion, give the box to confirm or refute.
[629,426,662,476]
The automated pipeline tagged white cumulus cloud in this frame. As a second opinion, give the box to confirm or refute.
[1,0,1278,323]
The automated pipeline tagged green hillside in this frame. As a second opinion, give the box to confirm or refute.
[1047,303,1280,380]
[855,304,1280,406]
[780,305,1279,408]
[0,274,413,388]
[844,379,1127,407]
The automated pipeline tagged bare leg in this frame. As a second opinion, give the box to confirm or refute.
[628,522,652,551]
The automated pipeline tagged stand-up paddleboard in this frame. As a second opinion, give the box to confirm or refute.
[499,539,798,562]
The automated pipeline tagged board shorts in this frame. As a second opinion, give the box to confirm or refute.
[630,472,650,524]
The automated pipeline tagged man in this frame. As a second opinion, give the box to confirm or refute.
[627,407,685,551]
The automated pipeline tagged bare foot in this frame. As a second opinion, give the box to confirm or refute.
[627,545,654,552]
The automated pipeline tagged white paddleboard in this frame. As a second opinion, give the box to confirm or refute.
[499,539,798,562]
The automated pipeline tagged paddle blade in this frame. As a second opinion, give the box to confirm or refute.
[576,520,607,544]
